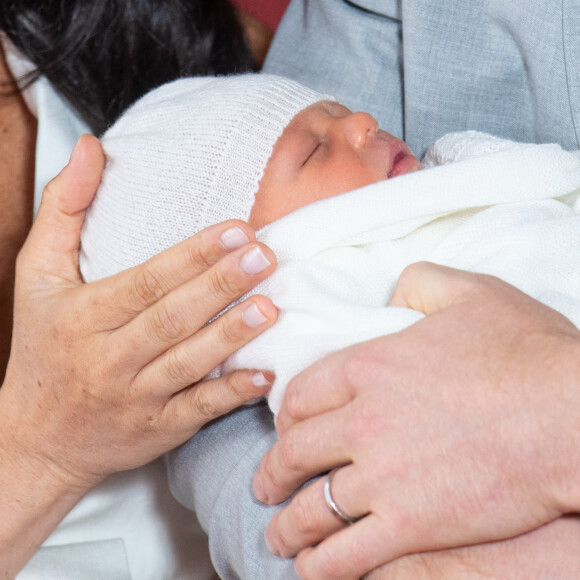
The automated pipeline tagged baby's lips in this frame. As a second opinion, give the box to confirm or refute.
[389,150,422,178]
[383,136,421,178]
[375,131,413,178]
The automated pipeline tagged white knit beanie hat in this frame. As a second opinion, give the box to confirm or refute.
[80,74,333,282]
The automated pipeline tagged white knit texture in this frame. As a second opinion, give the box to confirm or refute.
[80,74,332,281]
[223,132,580,413]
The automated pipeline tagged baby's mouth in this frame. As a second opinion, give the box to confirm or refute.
[388,151,419,178]
[386,141,422,179]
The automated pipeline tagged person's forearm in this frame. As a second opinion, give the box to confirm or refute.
[0,392,96,578]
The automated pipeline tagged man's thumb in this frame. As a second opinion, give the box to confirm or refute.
[389,261,484,315]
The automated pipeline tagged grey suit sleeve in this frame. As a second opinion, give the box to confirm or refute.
[263,0,404,142]
[167,404,299,580]
[266,0,580,156]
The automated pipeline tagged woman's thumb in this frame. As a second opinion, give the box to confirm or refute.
[19,134,104,287]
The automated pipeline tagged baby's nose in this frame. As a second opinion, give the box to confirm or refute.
[339,112,379,148]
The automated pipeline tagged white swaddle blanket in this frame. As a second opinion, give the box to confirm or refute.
[81,131,580,415]
[231,132,580,412]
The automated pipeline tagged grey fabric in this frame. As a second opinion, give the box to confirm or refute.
[168,404,299,579]
[168,1,580,577]
[265,0,580,158]
[264,0,405,145]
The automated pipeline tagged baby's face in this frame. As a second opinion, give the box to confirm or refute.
[249,101,422,228]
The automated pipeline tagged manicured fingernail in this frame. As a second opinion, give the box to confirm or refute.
[252,371,272,389]
[240,246,271,275]
[69,135,84,162]
[242,303,268,327]
[220,226,250,251]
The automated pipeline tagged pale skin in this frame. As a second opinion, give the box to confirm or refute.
[249,100,421,229]
[242,101,580,578]
[253,262,580,579]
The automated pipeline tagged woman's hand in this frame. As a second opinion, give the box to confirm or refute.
[253,262,580,579]
[0,135,278,575]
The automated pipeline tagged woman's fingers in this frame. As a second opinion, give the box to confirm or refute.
[137,295,278,395]
[19,134,104,287]
[115,241,276,367]
[81,220,261,330]
[167,368,275,433]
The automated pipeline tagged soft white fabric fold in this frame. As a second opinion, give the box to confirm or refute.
[221,131,580,413]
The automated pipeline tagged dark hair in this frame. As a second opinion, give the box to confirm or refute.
[0,0,256,135]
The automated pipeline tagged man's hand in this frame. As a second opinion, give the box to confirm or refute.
[366,515,580,580]
[253,262,580,579]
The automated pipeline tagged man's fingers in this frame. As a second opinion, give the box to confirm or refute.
[294,514,388,580]
[19,135,104,286]
[389,261,493,315]
[264,464,369,559]
[254,407,352,505]
[265,477,345,559]
[136,295,277,394]
[275,342,365,436]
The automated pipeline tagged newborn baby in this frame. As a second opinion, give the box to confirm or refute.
[81,74,580,415]
[81,73,421,280]
[248,93,421,229]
